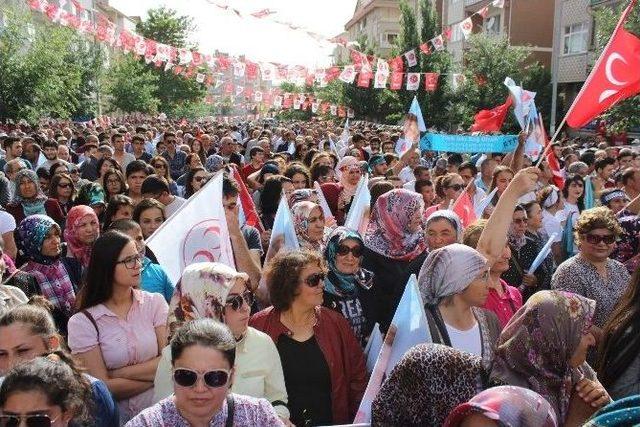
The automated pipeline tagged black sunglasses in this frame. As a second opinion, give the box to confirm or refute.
[447,184,464,191]
[583,233,616,245]
[57,183,72,189]
[304,272,326,287]
[0,414,57,427]
[336,245,363,257]
[225,290,254,311]
[173,368,230,388]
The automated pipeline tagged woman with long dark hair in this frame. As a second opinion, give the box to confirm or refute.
[597,268,640,400]
[183,167,208,199]
[48,173,76,216]
[67,231,168,423]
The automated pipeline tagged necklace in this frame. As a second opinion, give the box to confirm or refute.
[281,310,317,337]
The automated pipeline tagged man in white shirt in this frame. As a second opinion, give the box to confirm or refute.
[141,175,186,218]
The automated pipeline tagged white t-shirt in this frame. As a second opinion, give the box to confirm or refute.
[164,196,186,218]
[445,321,482,357]
[0,210,16,235]
[398,166,414,183]
[403,180,416,192]
[542,210,563,243]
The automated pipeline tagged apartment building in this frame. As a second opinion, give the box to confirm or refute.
[442,0,554,68]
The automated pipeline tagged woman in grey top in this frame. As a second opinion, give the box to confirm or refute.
[551,207,630,329]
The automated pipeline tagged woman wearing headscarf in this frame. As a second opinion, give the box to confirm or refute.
[152,262,290,421]
[204,153,224,174]
[6,169,65,226]
[584,395,640,427]
[322,227,374,347]
[425,209,462,251]
[444,386,558,427]
[362,189,428,331]
[502,202,555,302]
[538,185,565,264]
[418,243,501,368]
[64,205,100,269]
[16,215,83,335]
[320,156,362,225]
[288,188,318,206]
[490,290,611,425]
[371,343,486,427]
[291,201,325,252]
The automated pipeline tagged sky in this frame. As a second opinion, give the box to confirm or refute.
[109,0,358,68]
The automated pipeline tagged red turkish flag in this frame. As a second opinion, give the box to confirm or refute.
[424,73,440,92]
[451,190,477,228]
[325,67,341,82]
[419,43,431,55]
[566,0,640,128]
[357,72,372,88]
[246,62,259,80]
[389,56,404,73]
[470,97,513,132]
[390,72,403,90]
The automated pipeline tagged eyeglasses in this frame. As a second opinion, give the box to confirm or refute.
[336,245,363,257]
[304,272,326,287]
[513,218,528,224]
[0,414,58,427]
[447,184,464,191]
[193,175,206,183]
[225,290,254,311]
[116,254,143,269]
[173,368,230,388]
[583,233,616,245]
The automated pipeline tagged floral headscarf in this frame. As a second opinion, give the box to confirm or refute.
[444,386,558,427]
[12,169,47,216]
[17,215,61,265]
[288,189,318,206]
[205,154,224,173]
[17,215,76,316]
[63,205,99,268]
[490,290,596,424]
[372,343,484,426]
[323,226,372,297]
[167,262,249,335]
[364,189,427,261]
[291,201,323,252]
[418,243,488,306]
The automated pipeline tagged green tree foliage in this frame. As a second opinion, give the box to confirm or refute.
[136,7,206,115]
[456,34,551,132]
[591,4,640,132]
[105,55,159,114]
[0,6,102,122]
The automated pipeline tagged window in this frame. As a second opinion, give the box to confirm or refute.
[563,22,589,55]
[381,32,398,46]
[484,15,501,36]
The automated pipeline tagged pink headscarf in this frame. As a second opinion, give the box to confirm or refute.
[64,205,99,268]
[364,189,427,261]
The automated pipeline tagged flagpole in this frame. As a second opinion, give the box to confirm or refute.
[535,115,567,167]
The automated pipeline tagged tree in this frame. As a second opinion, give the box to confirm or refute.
[456,34,551,132]
[591,4,640,132]
[105,55,159,114]
[136,7,206,115]
[0,6,100,122]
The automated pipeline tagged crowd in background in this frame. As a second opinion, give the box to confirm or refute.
[0,116,639,426]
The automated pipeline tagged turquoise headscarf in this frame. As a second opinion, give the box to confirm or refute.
[323,226,372,297]
[584,395,640,427]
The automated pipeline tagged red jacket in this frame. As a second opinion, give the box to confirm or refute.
[249,306,368,424]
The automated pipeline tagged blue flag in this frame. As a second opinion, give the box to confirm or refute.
[409,96,427,132]
[344,175,371,234]
[268,194,300,255]
[584,176,595,210]
[420,133,519,153]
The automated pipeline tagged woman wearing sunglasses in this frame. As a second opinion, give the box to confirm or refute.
[48,173,76,216]
[128,319,284,426]
[0,302,118,426]
[322,227,374,347]
[149,156,179,197]
[67,231,169,423]
[251,251,367,427]
[0,357,91,427]
[551,207,630,331]
[152,262,290,421]
[183,167,208,199]
[424,173,465,218]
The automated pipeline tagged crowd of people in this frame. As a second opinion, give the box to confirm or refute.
[0,116,639,426]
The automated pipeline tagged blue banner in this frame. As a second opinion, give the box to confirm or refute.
[420,133,519,153]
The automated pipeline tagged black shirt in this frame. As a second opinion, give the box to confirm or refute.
[277,335,333,427]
